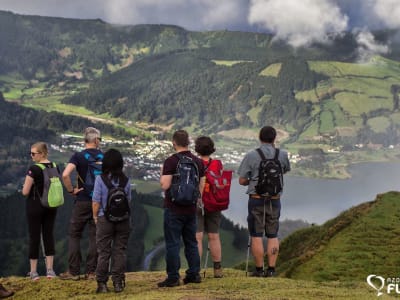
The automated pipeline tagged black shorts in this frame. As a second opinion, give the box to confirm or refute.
[247,196,281,238]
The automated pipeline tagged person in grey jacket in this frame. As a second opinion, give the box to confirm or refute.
[238,126,290,277]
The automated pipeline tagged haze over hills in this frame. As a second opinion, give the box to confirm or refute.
[2,9,400,186]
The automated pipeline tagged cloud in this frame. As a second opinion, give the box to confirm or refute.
[355,29,390,62]
[248,0,349,47]
[373,0,400,29]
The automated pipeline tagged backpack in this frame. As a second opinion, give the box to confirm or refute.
[101,174,130,222]
[202,159,233,212]
[169,153,200,206]
[36,162,64,208]
[255,148,283,197]
[80,151,104,197]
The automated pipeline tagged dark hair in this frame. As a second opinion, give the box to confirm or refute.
[102,148,127,182]
[259,126,276,143]
[172,130,190,147]
[195,136,215,156]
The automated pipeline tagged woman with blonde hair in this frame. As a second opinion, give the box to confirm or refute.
[22,142,59,280]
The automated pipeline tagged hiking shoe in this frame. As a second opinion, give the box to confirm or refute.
[84,272,96,280]
[0,283,14,298]
[264,269,276,278]
[29,271,40,281]
[213,267,223,278]
[157,278,180,287]
[46,269,57,279]
[59,271,80,281]
[183,274,202,284]
[96,282,109,293]
[113,281,124,293]
[250,269,264,277]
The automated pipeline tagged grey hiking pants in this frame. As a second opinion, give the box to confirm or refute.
[96,216,130,284]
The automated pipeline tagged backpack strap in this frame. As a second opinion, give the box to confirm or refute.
[101,174,128,189]
[256,148,280,161]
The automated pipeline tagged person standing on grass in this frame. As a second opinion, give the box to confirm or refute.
[60,127,103,281]
[158,130,205,287]
[194,136,224,278]
[92,148,131,294]
[22,142,58,281]
[238,126,290,277]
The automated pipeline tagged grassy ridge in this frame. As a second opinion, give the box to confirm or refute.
[279,191,400,282]
[0,269,381,300]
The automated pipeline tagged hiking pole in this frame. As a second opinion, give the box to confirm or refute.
[203,243,210,278]
[262,199,266,272]
[245,235,251,277]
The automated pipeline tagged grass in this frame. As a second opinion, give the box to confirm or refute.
[279,192,400,283]
[259,63,282,77]
[0,269,385,299]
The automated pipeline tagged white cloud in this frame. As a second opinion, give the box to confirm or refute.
[373,0,400,29]
[355,29,390,62]
[248,0,348,47]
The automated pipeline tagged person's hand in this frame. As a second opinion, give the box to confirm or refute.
[93,217,98,225]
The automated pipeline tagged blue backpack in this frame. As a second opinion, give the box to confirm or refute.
[79,151,103,197]
[169,153,200,206]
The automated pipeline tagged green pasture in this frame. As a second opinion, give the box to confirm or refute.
[367,116,390,133]
[259,63,282,77]
[211,60,252,66]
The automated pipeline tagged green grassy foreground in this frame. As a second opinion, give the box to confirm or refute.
[0,269,386,300]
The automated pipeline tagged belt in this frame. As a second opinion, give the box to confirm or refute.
[250,194,280,200]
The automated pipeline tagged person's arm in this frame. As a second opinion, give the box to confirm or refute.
[160,174,172,191]
[22,175,34,196]
[62,163,82,195]
[92,201,100,224]
[198,176,206,197]
[239,177,249,186]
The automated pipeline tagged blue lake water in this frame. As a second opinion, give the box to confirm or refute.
[224,162,400,226]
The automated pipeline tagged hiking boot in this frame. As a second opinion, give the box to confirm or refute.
[250,269,264,277]
[113,281,124,293]
[46,269,57,279]
[157,278,180,287]
[84,272,96,280]
[264,269,276,278]
[213,267,223,278]
[59,271,80,281]
[29,271,40,281]
[0,284,14,299]
[96,282,109,293]
[183,274,201,284]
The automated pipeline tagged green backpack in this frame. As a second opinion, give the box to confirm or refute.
[36,162,64,208]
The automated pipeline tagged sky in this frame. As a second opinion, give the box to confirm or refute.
[1,0,400,49]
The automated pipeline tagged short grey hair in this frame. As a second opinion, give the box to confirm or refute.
[84,127,101,143]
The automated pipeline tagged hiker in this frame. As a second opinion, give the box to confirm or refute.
[158,130,205,287]
[0,283,14,298]
[238,126,290,277]
[194,136,224,278]
[22,142,59,280]
[92,149,131,293]
[60,127,103,280]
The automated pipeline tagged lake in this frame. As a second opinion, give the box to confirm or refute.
[224,162,400,226]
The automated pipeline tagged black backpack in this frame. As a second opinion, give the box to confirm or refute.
[169,153,200,206]
[101,174,130,222]
[255,148,283,196]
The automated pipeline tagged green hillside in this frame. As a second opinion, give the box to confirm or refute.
[2,10,400,180]
[278,191,400,282]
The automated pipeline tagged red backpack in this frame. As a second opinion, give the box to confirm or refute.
[202,159,233,212]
